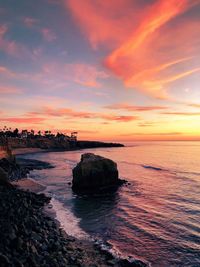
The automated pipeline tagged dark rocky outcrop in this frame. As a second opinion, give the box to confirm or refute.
[72,153,125,192]
[0,157,27,181]
[0,184,148,267]
[76,141,124,149]
[0,157,53,182]
[0,167,10,186]
[7,137,124,151]
[119,258,148,267]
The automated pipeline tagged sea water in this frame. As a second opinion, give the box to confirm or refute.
[18,141,200,266]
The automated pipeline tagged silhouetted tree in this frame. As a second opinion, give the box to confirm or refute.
[13,128,19,137]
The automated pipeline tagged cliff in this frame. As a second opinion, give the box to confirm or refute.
[7,137,124,151]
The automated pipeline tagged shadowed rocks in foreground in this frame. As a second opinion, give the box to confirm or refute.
[0,184,148,267]
[0,166,10,186]
[0,157,54,181]
[72,153,126,193]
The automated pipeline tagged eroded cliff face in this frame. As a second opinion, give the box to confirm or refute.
[0,145,12,160]
[7,137,71,150]
[0,149,8,159]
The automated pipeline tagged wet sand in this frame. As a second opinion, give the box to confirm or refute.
[11,178,46,193]
[12,148,47,156]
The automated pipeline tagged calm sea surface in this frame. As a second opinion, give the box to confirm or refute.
[18,141,200,267]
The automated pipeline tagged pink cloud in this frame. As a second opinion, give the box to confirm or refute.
[0,66,16,77]
[41,62,109,88]
[0,24,30,57]
[23,17,38,28]
[66,0,139,49]
[41,28,56,42]
[105,0,200,98]
[0,117,45,124]
[0,61,108,89]
[0,85,22,94]
[66,0,200,98]
[26,106,139,122]
[101,114,138,122]
[105,103,168,112]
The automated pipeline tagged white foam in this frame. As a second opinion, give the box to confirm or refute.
[50,197,89,239]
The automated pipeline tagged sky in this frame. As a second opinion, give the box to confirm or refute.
[0,0,200,141]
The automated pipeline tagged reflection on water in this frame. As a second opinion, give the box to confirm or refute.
[71,191,120,237]
[19,141,200,267]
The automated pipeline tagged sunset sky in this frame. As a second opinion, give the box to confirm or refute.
[1,0,200,141]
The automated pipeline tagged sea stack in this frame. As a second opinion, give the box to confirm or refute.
[72,153,124,192]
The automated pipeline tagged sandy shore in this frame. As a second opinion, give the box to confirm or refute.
[12,147,47,156]
[11,178,46,193]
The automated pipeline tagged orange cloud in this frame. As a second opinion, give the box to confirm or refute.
[138,122,155,127]
[120,132,182,136]
[66,0,200,98]
[66,0,140,49]
[28,107,94,118]
[161,111,200,116]
[187,103,200,108]
[27,106,139,122]
[105,0,200,98]
[106,1,193,66]
[0,117,45,124]
[100,114,138,122]
[105,103,168,112]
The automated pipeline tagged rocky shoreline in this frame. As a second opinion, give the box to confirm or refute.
[0,149,148,267]
[0,156,53,181]
[0,184,148,267]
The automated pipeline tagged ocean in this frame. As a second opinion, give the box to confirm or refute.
[18,141,200,267]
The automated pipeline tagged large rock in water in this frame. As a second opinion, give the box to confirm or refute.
[72,153,124,192]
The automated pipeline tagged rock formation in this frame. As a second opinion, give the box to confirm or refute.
[72,153,125,192]
[0,167,10,186]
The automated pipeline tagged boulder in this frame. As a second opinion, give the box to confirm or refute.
[118,258,148,267]
[0,167,10,186]
[72,153,124,192]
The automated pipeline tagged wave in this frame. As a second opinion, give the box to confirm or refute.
[176,170,200,177]
[50,197,89,239]
[121,160,200,181]
[141,165,163,171]
[120,160,167,172]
